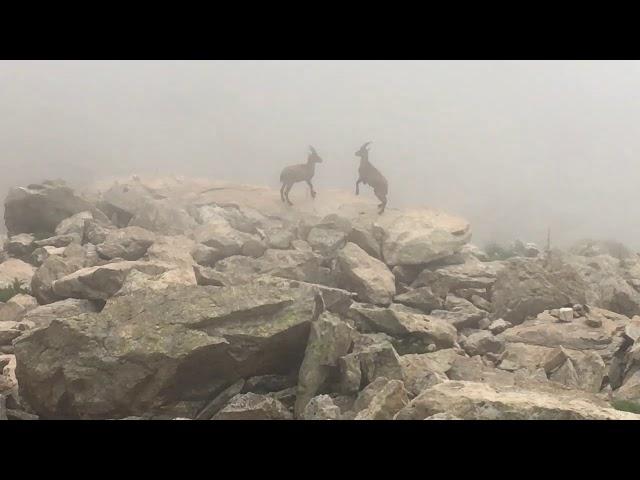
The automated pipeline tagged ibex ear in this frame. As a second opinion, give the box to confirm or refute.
[309,146,317,155]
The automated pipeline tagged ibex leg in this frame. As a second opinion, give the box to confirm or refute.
[285,184,294,206]
[306,180,316,199]
[280,183,287,203]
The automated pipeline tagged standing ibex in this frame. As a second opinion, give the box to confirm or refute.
[355,142,388,214]
[280,146,323,206]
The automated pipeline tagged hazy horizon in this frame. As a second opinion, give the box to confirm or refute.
[2,60,640,250]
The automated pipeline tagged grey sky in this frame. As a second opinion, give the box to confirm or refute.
[1,60,640,248]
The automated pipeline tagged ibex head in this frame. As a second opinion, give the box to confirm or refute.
[308,145,323,163]
[355,142,371,158]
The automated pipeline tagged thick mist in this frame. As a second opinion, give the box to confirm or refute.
[2,60,640,249]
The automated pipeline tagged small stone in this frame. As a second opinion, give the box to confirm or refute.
[551,307,574,323]
[488,319,512,335]
[584,316,602,328]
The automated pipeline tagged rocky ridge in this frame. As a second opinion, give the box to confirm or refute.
[1,176,639,420]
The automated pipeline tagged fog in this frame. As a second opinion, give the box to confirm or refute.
[2,60,640,249]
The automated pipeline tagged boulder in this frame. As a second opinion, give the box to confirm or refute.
[491,257,588,325]
[114,268,197,296]
[55,211,94,237]
[346,226,381,260]
[97,226,156,261]
[624,318,640,343]
[4,181,93,236]
[51,261,168,301]
[399,354,450,396]
[488,319,512,335]
[307,227,347,256]
[143,235,196,269]
[394,286,443,313]
[350,303,457,352]
[191,244,225,267]
[14,280,329,418]
[295,312,353,417]
[461,331,505,357]
[101,181,197,235]
[241,239,267,258]
[430,295,487,329]
[337,243,396,305]
[376,208,471,267]
[394,380,638,420]
[0,294,37,323]
[353,377,410,420]
[497,342,607,393]
[265,228,294,250]
[567,254,640,318]
[30,255,84,304]
[501,307,626,353]
[412,260,505,298]
[193,222,255,259]
[301,395,341,420]
[336,336,404,393]
[83,220,112,245]
[21,299,100,329]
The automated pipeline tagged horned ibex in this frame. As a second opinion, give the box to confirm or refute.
[279,146,323,206]
[355,142,388,214]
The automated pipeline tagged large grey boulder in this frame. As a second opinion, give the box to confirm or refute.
[335,334,404,394]
[14,279,335,419]
[21,299,100,329]
[394,286,443,313]
[96,226,156,261]
[350,303,457,353]
[337,242,396,305]
[353,377,410,420]
[394,380,640,420]
[567,254,640,318]
[213,248,333,286]
[295,312,353,417]
[30,255,85,305]
[491,257,587,325]
[55,211,94,237]
[301,395,341,420]
[307,227,347,256]
[100,181,197,235]
[412,260,505,298]
[430,295,487,329]
[376,208,471,267]
[50,261,168,301]
[143,235,196,269]
[4,181,93,236]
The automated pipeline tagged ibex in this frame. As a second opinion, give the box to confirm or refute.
[280,146,323,206]
[355,142,388,214]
